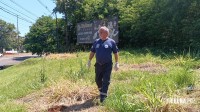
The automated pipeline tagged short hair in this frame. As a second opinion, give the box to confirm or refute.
[98,26,109,34]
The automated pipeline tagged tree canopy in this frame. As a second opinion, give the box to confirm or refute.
[0,19,19,52]
[24,16,57,55]
[24,0,200,54]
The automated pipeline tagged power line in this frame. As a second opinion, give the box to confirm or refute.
[0,0,36,21]
[37,0,52,14]
[9,0,38,18]
[0,14,14,21]
[0,6,16,17]
[0,15,31,28]
[0,14,30,32]
[0,6,33,23]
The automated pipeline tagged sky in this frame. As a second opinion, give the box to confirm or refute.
[0,0,63,37]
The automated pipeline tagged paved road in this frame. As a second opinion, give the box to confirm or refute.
[0,53,38,66]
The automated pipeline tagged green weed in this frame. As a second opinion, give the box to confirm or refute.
[0,50,199,111]
[0,102,26,112]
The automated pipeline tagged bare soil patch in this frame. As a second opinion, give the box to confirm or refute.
[119,62,168,74]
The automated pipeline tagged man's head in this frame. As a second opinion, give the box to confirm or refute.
[98,26,109,40]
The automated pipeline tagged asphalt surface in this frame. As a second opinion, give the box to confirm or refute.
[0,53,38,67]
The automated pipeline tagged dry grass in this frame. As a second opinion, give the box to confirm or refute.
[158,104,198,112]
[2,53,35,57]
[159,86,200,112]
[45,53,76,59]
[118,62,168,74]
[15,80,100,112]
[48,80,99,104]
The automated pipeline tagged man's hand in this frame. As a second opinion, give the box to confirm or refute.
[86,60,91,68]
[114,62,119,71]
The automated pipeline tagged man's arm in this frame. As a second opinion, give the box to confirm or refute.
[114,52,119,71]
[87,51,95,68]
[89,51,95,61]
[114,52,119,63]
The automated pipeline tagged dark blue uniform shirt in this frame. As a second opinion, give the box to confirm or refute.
[91,38,118,65]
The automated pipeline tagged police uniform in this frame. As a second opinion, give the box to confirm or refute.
[91,38,118,102]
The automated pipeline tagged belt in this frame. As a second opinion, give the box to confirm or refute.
[97,62,104,65]
[96,61,112,66]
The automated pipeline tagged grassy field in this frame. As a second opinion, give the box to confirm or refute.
[0,49,199,112]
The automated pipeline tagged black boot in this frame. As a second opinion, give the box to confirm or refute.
[100,95,107,103]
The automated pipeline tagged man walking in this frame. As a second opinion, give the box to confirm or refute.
[87,26,119,103]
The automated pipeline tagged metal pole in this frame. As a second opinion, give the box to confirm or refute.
[17,15,19,52]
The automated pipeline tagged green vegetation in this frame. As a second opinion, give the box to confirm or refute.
[0,50,199,111]
[2,0,199,111]
[0,19,24,52]
[23,0,200,54]
[0,102,26,112]
[24,16,58,55]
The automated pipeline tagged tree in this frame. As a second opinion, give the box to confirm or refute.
[52,0,200,51]
[24,16,56,56]
[53,0,85,51]
[0,19,18,52]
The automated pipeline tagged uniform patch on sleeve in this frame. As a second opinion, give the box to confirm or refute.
[96,44,100,48]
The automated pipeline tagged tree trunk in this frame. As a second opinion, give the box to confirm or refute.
[65,10,70,52]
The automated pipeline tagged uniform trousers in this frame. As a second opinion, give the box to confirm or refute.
[95,61,112,102]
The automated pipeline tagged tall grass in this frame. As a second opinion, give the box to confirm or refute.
[0,50,199,111]
[40,57,47,83]
[0,102,26,112]
[105,85,147,112]
[104,49,199,111]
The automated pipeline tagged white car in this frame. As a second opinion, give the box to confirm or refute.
[0,53,3,57]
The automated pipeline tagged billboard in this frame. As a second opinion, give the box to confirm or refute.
[77,17,118,43]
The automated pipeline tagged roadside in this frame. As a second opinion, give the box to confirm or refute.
[0,53,38,69]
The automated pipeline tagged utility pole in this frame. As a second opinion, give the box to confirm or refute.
[55,12,59,53]
[16,15,19,52]
[64,3,69,52]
